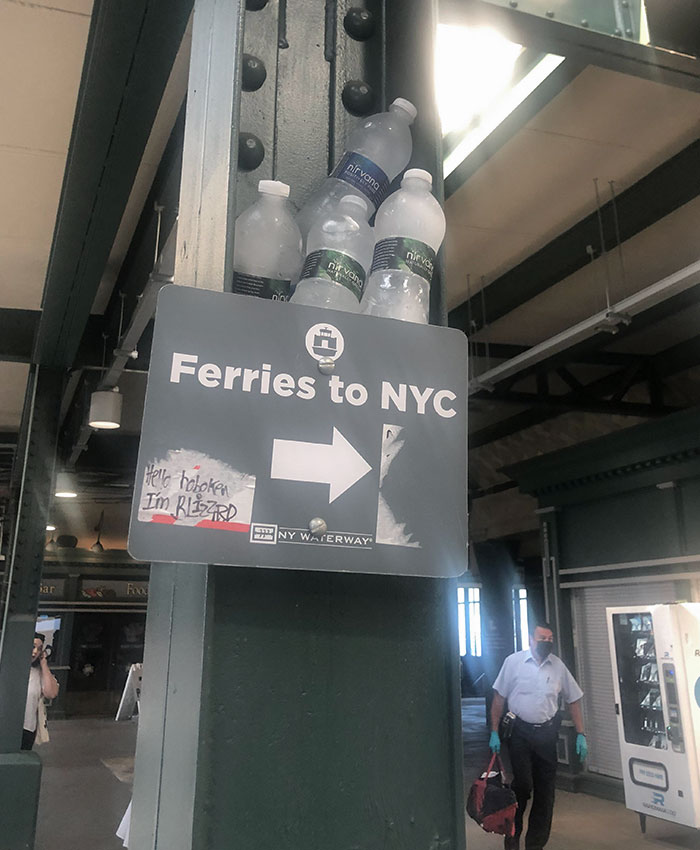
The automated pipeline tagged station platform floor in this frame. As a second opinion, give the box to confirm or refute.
[32,704,699,849]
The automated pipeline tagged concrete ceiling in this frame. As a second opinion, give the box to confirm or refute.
[445,65,700,314]
[0,0,92,311]
[1,0,699,551]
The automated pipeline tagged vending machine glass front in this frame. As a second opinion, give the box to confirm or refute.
[612,611,667,749]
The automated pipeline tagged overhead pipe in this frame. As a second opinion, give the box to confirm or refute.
[469,258,700,395]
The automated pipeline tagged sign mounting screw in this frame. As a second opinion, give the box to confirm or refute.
[309,517,327,537]
[318,357,335,375]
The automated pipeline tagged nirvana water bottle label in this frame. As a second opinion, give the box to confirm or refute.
[232,272,292,300]
[370,237,436,284]
[300,249,367,301]
[330,151,391,209]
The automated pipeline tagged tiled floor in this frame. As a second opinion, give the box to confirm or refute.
[460,698,699,850]
[33,704,700,849]
[35,717,135,850]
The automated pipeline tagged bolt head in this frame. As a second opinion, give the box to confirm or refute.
[341,80,376,117]
[625,28,633,36]
[242,53,267,91]
[581,19,589,27]
[309,517,327,537]
[545,10,554,17]
[238,132,265,172]
[344,7,375,41]
[509,0,518,7]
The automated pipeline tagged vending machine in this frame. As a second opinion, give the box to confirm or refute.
[607,603,700,829]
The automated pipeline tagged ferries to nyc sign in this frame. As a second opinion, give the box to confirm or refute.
[128,285,468,577]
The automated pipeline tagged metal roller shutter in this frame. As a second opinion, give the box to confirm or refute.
[572,582,677,778]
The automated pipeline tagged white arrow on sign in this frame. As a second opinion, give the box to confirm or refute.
[270,427,372,503]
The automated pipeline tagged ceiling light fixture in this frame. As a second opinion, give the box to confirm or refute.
[442,48,565,178]
[55,471,78,499]
[89,387,122,430]
[435,25,524,137]
[46,524,56,532]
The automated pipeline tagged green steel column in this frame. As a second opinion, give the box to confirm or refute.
[0,366,62,849]
[129,0,244,847]
[132,1,465,848]
[538,505,582,782]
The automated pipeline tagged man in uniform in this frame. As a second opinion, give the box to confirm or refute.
[489,622,587,850]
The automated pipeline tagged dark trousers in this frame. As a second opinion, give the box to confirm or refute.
[21,728,37,750]
[507,721,558,850]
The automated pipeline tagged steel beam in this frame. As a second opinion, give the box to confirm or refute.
[33,0,193,370]
[0,310,39,364]
[471,283,700,396]
[468,260,700,393]
[470,318,700,447]
[386,0,449,325]
[0,367,62,848]
[129,0,243,846]
[0,368,62,752]
[486,389,680,418]
[450,140,700,332]
[131,2,465,849]
[440,0,700,92]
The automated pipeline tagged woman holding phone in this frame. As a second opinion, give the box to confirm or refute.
[22,632,59,750]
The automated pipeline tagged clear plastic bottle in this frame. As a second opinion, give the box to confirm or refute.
[360,169,445,324]
[291,195,373,313]
[232,180,303,300]
[295,98,417,240]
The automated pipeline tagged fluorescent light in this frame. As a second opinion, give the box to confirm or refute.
[46,524,56,532]
[436,25,524,136]
[89,387,122,430]
[55,471,78,499]
[444,51,565,178]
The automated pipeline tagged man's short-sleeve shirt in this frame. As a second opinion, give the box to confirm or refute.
[492,649,583,724]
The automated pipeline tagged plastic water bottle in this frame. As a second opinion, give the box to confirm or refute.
[232,180,303,300]
[295,98,417,240]
[291,195,373,313]
[360,169,445,324]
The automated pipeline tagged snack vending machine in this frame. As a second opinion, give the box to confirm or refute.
[607,603,700,829]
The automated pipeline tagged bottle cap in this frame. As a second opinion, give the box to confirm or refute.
[403,168,432,187]
[258,180,290,198]
[339,195,368,215]
[391,98,417,123]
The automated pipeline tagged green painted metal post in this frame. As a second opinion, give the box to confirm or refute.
[129,0,244,847]
[0,366,62,849]
[131,1,466,848]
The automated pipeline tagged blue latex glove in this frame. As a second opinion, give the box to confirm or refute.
[576,733,588,761]
[489,731,501,753]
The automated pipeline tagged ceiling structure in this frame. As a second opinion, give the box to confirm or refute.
[0,0,699,558]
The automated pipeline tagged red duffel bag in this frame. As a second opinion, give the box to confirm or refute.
[466,753,517,837]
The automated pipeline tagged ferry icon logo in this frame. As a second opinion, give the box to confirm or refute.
[305,323,345,362]
[651,792,665,806]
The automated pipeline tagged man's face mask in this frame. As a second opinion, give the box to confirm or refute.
[536,640,553,659]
